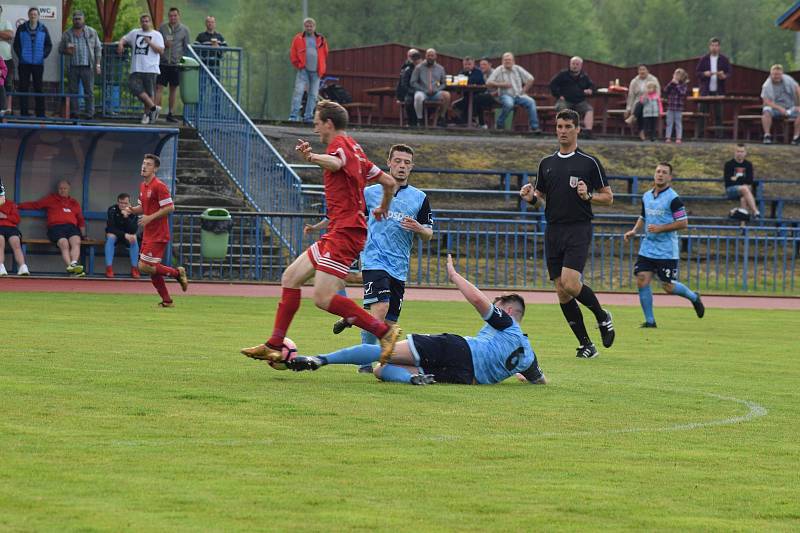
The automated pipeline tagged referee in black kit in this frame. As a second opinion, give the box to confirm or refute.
[520,109,615,359]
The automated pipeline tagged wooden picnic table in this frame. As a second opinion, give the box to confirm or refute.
[444,84,489,128]
[686,95,761,137]
[365,86,397,123]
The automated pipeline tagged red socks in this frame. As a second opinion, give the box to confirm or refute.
[326,294,389,338]
[155,263,179,278]
[268,287,302,347]
[151,274,172,303]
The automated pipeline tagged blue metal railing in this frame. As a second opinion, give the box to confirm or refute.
[181,46,304,255]
[171,210,800,293]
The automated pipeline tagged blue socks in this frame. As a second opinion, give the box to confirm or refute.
[377,364,413,383]
[104,235,116,267]
[319,344,381,366]
[129,240,140,267]
[671,281,698,302]
[336,288,347,297]
[639,285,655,324]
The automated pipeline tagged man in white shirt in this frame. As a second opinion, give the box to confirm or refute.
[117,14,164,125]
[486,52,540,133]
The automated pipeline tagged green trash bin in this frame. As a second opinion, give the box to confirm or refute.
[200,208,232,259]
[180,56,201,104]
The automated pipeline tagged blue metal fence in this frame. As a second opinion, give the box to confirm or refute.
[172,210,800,293]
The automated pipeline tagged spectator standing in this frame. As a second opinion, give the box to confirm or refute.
[0,54,6,116]
[396,48,421,127]
[156,7,190,123]
[486,52,540,132]
[723,144,759,217]
[58,10,102,119]
[760,64,800,145]
[289,18,328,123]
[664,68,689,144]
[13,7,52,117]
[194,15,226,78]
[410,48,450,127]
[0,181,29,276]
[18,180,86,276]
[0,5,14,113]
[550,56,595,138]
[104,193,140,278]
[623,162,704,328]
[117,14,164,125]
[625,65,660,141]
[694,37,731,138]
[639,81,662,142]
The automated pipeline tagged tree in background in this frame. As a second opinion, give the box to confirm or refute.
[71,0,143,41]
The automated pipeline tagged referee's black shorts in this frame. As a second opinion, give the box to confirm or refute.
[544,222,592,280]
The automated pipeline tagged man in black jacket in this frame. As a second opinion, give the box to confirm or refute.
[550,56,595,137]
[104,193,140,278]
[396,48,421,127]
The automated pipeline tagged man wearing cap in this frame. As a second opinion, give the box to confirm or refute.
[59,10,102,119]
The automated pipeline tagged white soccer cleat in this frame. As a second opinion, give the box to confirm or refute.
[17,264,30,276]
[0,264,7,276]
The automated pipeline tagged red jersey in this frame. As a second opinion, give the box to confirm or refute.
[324,134,381,230]
[139,176,173,242]
[0,200,20,228]
[18,193,85,228]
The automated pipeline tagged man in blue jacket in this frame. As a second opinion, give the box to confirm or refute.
[13,7,52,117]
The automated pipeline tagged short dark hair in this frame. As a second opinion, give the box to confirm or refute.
[709,37,720,45]
[117,193,131,201]
[657,161,673,175]
[316,100,348,130]
[28,6,39,14]
[463,56,474,62]
[168,7,180,14]
[736,143,746,149]
[144,153,161,168]
[556,109,580,128]
[388,144,414,160]
[493,293,526,318]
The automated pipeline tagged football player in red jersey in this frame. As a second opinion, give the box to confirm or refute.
[241,100,402,364]
[123,154,188,306]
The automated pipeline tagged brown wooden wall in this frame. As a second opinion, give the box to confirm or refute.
[327,43,773,126]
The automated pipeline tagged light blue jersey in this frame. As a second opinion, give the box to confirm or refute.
[362,183,432,281]
[639,186,687,260]
[466,306,538,384]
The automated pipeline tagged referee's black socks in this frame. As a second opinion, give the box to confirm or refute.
[560,299,591,346]
[576,285,606,323]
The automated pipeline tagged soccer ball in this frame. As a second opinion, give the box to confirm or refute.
[268,337,298,371]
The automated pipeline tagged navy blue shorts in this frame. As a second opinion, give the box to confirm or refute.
[47,223,81,244]
[0,226,22,239]
[408,333,475,384]
[362,269,405,322]
[634,255,678,283]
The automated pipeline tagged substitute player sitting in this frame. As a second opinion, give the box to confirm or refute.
[623,162,705,328]
[288,254,547,386]
[241,100,401,363]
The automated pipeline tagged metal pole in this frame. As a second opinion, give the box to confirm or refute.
[302,0,308,19]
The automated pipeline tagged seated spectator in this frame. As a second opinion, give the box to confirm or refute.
[12,7,52,117]
[640,81,662,142]
[479,57,494,86]
[18,180,87,276]
[410,48,451,127]
[0,181,29,275]
[625,65,660,141]
[194,15,226,77]
[723,144,759,218]
[760,64,800,145]
[453,56,493,128]
[105,193,140,278]
[486,52,540,132]
[550,56,595,137]
[396,48,421,127]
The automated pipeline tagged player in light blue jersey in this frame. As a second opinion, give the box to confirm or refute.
[331,144,433,372]
[287,254,547,386]
[624,162,705,328]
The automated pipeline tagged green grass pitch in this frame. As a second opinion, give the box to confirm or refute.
[1,292,798,531]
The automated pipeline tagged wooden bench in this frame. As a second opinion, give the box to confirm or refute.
[342,102,377,126]
[734,113,791,142]
[20,237,105,275]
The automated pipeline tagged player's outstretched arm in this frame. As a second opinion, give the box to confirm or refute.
[446,254,492,318]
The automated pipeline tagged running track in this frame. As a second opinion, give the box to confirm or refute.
[2,277,798,310]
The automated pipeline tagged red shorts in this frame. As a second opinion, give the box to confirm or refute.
[306,227,366,279]
[139,240,168,265]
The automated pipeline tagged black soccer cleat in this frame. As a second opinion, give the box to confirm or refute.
[640,321,658,328]
[332,318,353,335]
[576,344,599,359]
[597,309,615,348]
[409,373,436,386]
[287,355,324,372]
[692,294,705,318]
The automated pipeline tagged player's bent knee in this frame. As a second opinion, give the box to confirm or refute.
[373,365,384,380]
[662,282,674,294]
[138,261,155,274]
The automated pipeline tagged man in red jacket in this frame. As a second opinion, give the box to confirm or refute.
[19,180,87,275]
[289,17,328,123]
[0,182,30,276]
